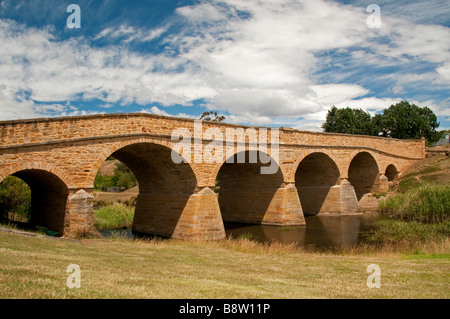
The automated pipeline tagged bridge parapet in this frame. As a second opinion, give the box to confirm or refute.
[0,113,425,160]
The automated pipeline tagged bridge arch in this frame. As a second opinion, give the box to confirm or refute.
[0,168,69,236]
[91,139,197,238]
[215,150,285,224]
[385,164,399,181]
[295,152,340,215]
[348,151,379,201]
[212,150,304,225]
[0,162,70,187]
[87,137,192,188]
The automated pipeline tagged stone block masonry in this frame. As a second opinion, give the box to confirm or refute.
[0,113,424,239]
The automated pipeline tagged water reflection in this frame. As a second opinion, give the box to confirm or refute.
[226,213,380,249]
[101,212,380,249]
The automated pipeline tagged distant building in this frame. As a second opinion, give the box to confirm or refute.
[434,133,450,146]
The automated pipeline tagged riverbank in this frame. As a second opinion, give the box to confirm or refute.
[91,153,449,251]
[0,229,448,299]
[360,152,449,249]
[1,153,448,299]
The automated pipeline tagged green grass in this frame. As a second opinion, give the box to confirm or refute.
[236,232,257,240]
[0,231,448,299]
[397,177,420,193]
[373,182,449,249]
[380,183,450,223]
[419,165,440,174]
[1,154,449,299]
[362,217,450,246]
[94,203,134,230]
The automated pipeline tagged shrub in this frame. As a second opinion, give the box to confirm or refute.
[94,162,137,191]
[380,183,450,223]
[0,176,31,222]
[362,218,450,245]
[94,203,135,229]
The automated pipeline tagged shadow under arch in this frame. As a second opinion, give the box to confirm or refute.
[385,164,398,181]
[107,142,197,237]
[216,150,283,224]
[348,152,379,201]
[4,169,69,235]
[295,152,340,216]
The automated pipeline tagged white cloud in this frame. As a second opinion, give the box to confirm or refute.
[437,63,450,82]
[308,84,370,106]
[149,106,170,116]
[176,2,229,24]
[140,106,198,120]
[94,24,167,43]
[0,0,448,130]
[0,19,216,120]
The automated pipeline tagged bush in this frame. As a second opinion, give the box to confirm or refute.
[380,183,450,223]
[94,203,135,229]
[94,162,137,191]
[0,176,31,222]
[362,218,450,245]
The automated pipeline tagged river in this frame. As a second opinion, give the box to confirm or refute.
[101,212,380,249]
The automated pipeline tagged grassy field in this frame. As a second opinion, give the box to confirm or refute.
[1,153,449,299]
[0,229,448,299]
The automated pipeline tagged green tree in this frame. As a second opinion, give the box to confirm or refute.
[377,101,440,145]
[93,161,137,191]
[322,101,441,145]
[199,111,225,122]
[116,172,135,189]
[0,176,31,222]
[322,106,376,135]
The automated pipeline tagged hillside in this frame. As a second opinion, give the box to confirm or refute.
[97,159,121,176]
[93,159,138,204]
[396,145,450,189]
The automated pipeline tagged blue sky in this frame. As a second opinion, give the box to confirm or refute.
[0,0,449,131]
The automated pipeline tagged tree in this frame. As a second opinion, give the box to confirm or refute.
[93,161,137,191]
[376,101,440,145]
[322,106,376,135]
[0,176,31,223]
[199,111,225,122]
[322,101,441,146]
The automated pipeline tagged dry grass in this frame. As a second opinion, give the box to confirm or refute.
[93,188,138,205]
[400,154,450,187]
[97,159,120,176]
[0,231,448,299]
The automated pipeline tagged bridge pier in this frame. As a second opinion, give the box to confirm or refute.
[172,187,226,240]
[219,183,306,226]
[63,188,95,238]
[331,178,360,214]
[371,174,389,194]
[297,178,360,216]
[133,187,226,240]
[260,183,306,226]
[358,174,389,212]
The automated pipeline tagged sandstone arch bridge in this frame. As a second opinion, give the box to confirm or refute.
[0,113,425,239]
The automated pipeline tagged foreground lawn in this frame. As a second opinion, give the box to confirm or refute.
[0,231,448,299]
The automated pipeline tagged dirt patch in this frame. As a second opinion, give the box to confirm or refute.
[93,190,138,204]
[98,159,120,176]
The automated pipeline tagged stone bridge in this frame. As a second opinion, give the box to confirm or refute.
[0,113,425,239]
